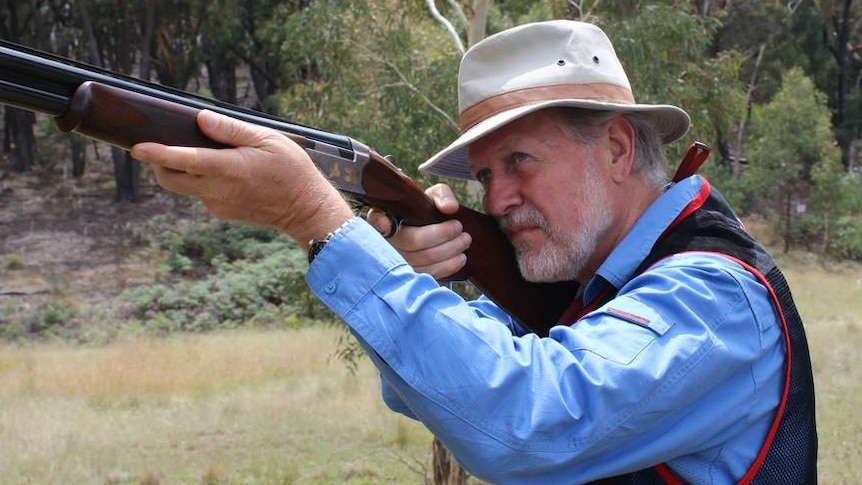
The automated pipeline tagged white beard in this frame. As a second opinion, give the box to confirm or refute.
[499,164,613,283]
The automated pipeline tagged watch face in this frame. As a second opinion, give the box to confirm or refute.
[307,239,328,263]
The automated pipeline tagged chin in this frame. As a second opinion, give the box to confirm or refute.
[517,256,577,283]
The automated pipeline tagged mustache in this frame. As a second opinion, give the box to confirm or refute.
[497,208,551,233]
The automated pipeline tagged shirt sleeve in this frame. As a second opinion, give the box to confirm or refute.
[306,219,784,484]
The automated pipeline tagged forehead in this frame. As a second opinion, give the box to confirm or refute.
[467,110,565,161]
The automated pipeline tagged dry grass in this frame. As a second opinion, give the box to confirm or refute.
[0,326,432,484]
[0,255,860,484]
[779,254,862,484]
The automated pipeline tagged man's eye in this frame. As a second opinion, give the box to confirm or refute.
[475,168,491,183]
[512,152,529,164]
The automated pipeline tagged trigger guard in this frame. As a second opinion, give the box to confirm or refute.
[382,214,403,239]
[365,207,403,239]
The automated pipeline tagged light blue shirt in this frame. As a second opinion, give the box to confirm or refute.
[307,176,784,485]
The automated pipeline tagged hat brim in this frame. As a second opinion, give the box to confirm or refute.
[419,100,691,180]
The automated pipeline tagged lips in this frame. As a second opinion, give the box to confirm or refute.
[504,224,538,241]
[498,210,546,243]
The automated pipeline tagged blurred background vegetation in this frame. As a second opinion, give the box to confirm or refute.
[1,0,861,335]
[0,0,859,340]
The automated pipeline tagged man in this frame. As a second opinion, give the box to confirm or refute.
[132,20,817,484]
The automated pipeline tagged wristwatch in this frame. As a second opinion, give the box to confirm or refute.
[307,219,353,263]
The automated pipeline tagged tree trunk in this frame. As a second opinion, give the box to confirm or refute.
[110,0,141,201]
[5,107,36,172]
[112,147,140,202]
[70,136,86,177]
[782,188,792,254]
[432,437,468,485]
[466,0,489,48]
[206,56,238,103]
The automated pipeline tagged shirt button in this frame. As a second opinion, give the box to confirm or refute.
[325,280,338,293]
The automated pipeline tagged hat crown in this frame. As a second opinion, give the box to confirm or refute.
[458,20,632,114]
[418,20,691,180]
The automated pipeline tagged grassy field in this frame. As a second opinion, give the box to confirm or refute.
[0,327,434,485]
[1,255,861,484]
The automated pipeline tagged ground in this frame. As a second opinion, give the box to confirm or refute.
[0,161,202,316]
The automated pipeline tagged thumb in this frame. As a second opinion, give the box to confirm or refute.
[426,183,460,214]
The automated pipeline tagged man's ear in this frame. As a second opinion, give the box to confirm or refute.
[605,116,635,183]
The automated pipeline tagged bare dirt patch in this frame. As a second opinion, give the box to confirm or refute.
[0,166,202,313]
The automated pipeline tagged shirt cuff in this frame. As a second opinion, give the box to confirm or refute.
[305,217,408,316]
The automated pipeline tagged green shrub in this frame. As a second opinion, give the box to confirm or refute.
[0,300,80,340]
[121,219,333,334]
[4,254,25,270]
[830,216,862,260]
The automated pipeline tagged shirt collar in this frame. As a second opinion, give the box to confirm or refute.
[581,175,707,302]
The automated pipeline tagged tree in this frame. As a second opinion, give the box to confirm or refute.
[0,0,44,172]
[744,68,840,253]
[566,2,747,200]
[816,0,862,169]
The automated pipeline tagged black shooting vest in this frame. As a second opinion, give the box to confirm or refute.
[561,179,818,485]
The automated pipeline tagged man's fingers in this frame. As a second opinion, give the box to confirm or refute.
[366,208,394,236]
[395,220,465,252]
[414,254,468,281]
[402,231,471,267]
[132,143,214,175]
[151,165,207,196]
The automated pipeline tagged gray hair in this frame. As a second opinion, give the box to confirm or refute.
[552,108,669,190]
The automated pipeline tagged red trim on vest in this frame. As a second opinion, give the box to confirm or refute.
[664,178,712,239]
[583,181,790,483]
[654,463,686,485]
[699,252,794,485]
[642,251,793,484]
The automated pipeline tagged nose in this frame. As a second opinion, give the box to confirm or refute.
[483,174,522,217]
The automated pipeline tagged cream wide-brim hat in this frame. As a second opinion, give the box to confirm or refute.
[419,20,691,180]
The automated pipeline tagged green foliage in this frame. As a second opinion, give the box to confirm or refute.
[122,219,333,335]
[744,68,836,198]
[821,173,862,259]
[270,0,461,183]
[602,4,746,165]
[831,214,862,260]
[0,300,79,341]
[4,254,24,270]
[743,67,848,253]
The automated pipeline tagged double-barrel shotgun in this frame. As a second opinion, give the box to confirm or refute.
[0,39,578,335]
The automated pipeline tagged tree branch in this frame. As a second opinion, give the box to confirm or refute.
[360,46,459,130]
[425,0,466,55]
[446,0,468,29]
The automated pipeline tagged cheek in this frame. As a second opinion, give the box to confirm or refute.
[535,180,598,230]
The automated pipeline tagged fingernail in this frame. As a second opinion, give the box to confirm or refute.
[201,110,218,130]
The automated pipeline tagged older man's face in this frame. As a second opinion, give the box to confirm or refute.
[468,110,617,283]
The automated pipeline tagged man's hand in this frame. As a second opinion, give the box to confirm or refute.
[367,184,472,280]
[130,110,354,246]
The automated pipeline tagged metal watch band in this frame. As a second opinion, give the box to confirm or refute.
[307,218,354,264]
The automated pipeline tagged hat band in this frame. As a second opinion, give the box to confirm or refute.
[459,83,636,132]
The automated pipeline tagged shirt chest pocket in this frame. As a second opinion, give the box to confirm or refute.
[573,297,672,365]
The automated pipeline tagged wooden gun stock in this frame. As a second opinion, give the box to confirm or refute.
[56,81,578,335]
